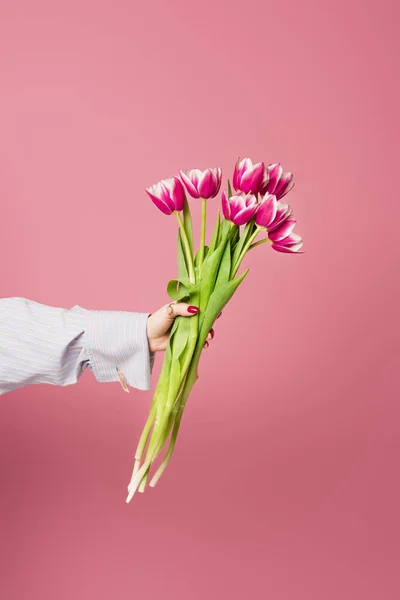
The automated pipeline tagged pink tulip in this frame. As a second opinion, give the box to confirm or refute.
[254,193,292,230]
[270,232,303,253]
[179,167,222,199]
[222,190,258,225]
[146,176,185,215]
[259,163,294,199]
[255,194,303,252]
[233,157,269,195]
[268,219,297,242]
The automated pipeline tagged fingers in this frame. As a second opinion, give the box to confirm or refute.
[164,303,220,349]
[169,303,223,319]
[166,302,199,318]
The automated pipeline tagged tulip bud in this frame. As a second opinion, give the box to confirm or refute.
[259,163,294,200]
[221,190,258,225]
[233,157,269,195]
[179,167,222,199]
[146,176,185,215]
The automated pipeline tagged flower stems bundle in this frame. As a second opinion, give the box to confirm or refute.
[126,158,303,502]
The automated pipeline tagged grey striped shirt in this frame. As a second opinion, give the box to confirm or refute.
[0,297,155,396]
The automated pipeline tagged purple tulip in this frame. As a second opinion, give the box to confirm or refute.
[255,193,292,230]
[222,190,258,225]
[233,157,269,195]
[179,167,222,199]
[270,232,303,253]
[146,176,185,215]
[259,163,294,200]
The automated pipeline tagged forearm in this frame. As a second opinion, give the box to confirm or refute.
[0,297,155,396]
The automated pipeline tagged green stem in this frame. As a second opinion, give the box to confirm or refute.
[152,361,192,456]
[175,212,196,283]
[248,237,271,251]
[149,356,200,487]
[138,468,149,493]
[197,198,207,269]
[127,310,199,501]
[231,225,263,278]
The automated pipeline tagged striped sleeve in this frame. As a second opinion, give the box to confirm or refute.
[83,308,155,391]
[0,297,155,396]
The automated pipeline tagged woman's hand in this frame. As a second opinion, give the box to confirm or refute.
[146,302,220,353]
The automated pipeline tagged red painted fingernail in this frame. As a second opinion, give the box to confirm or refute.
[188,306,199,314]
[204,340,209,348]
[217,312,222,319]
[210,328,215,339]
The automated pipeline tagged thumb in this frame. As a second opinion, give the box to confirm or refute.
[167,302,199,318]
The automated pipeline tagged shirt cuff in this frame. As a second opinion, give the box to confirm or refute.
[82,309,155,391]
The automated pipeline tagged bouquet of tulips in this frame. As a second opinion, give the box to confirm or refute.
[126,157,303,502]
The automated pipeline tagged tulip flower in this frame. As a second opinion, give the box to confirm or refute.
[222,190,258,225]
[253,195,302,255]
[259,163,294,199]
[255,193,292,231]
[179,167,222,199]
[179,167,222,269]
[270,232,303,253]
[126,156,303,502]
[146,176,185,215]
[233,157,269,195]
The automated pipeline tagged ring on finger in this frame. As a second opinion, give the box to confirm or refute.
[167,301,176,316]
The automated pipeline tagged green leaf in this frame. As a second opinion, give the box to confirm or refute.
[167,279,190,301]
[195,246,209,268]
[177,230,189,280]
[199,269,249,339]
[221,217,232,238]
[208,209,221,255]
[198,237,229,314]
[183,195,194,257]
[227,179,233,198]
[171,315,191,362]
[230,224,240,247]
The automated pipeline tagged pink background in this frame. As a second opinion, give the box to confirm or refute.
[0,1,399,598]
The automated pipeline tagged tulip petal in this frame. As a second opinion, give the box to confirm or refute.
[272,241,304,253]
[271,232,303,253]
[230,194,258,225]
[233,157,259,192]
[228,194,246,214]
[233,157,242,191]
[259,167,270,192]
[266,163,282,195]
[179,170,200,198]
[283,232,302,245]
[198,169,215,199]
[212,167,223,197]
[233,205,258,225]
[268,219,297,242]
[268,202,292,231]
[239,162,265,194]
[164,177,185,211]
[172,177,186,211]
[275,173,294,199]
[255,194,277,228]
[146,189,173,215]
[221,190,231,220]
